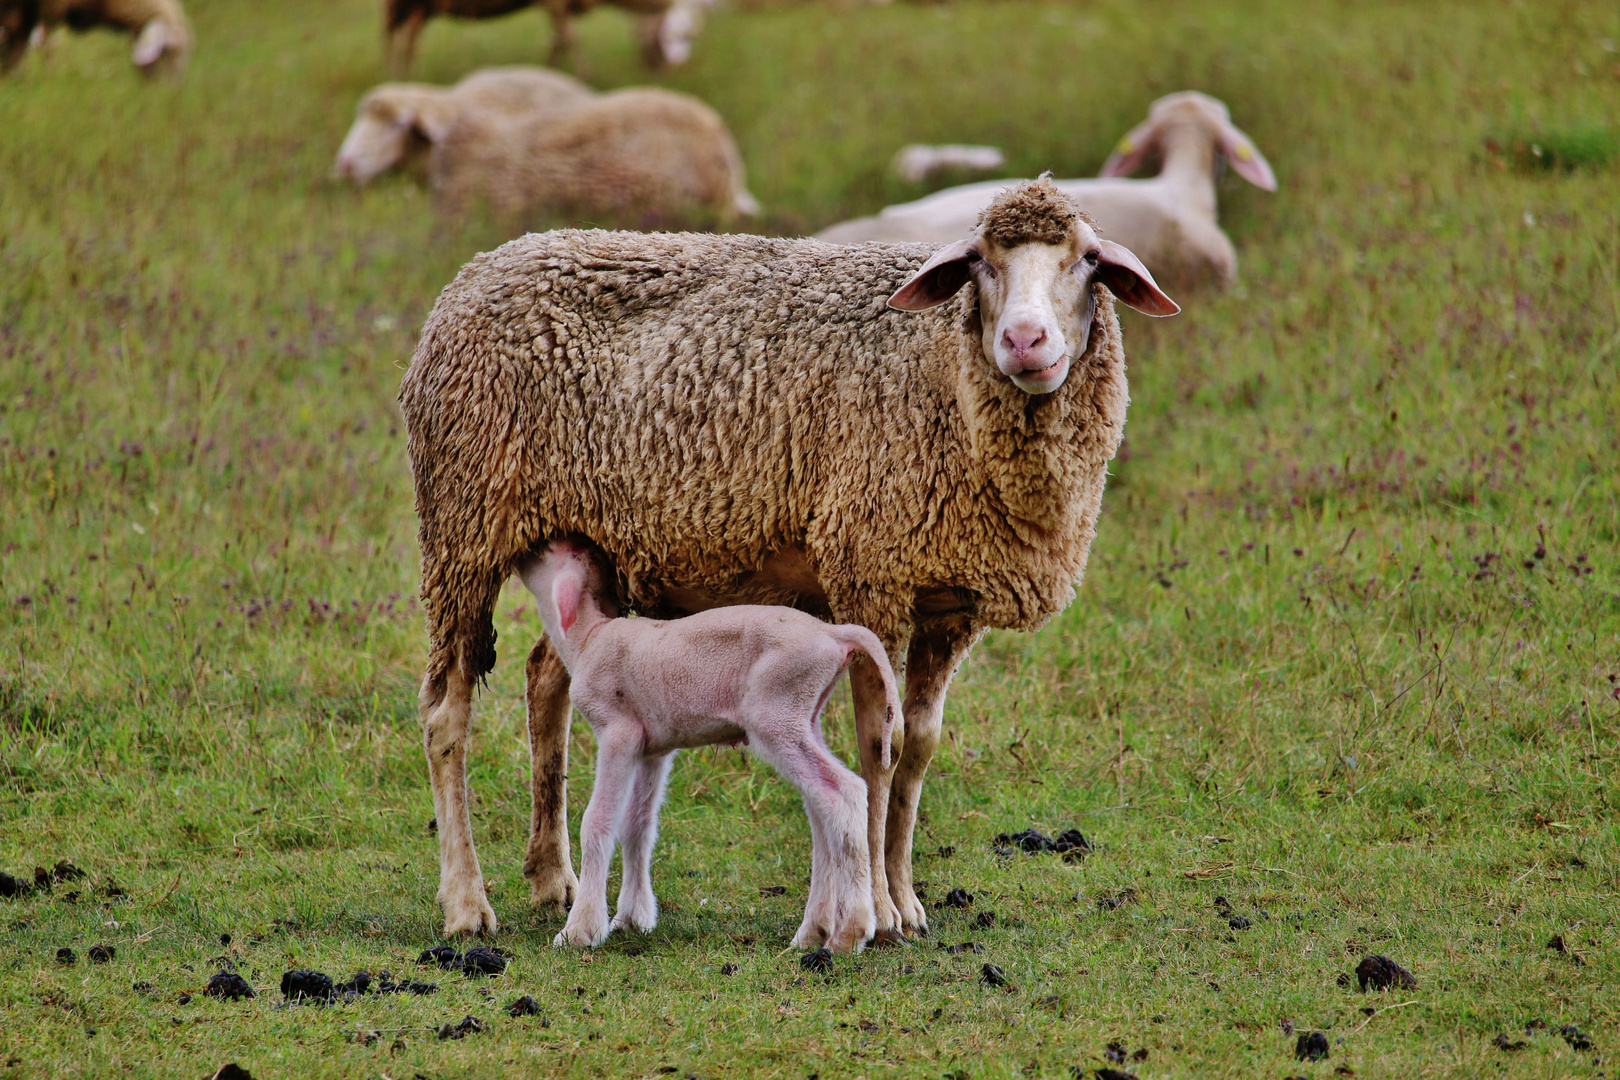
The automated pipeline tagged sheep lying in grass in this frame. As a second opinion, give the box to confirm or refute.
[817,93,1276,286]
[429,86,759,225]
[334,67,593,186]
[399,179,1177,937]
[383,0,709,77]
[520,541,900,953]
[1,0,191,75]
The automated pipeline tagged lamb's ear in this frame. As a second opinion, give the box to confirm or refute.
[887,238,979,311]
[131,19,169,67]
[1094,240,1179,317]
[1099,121,1158,178]
[552,575,581,637]
[1215,121,1277,191]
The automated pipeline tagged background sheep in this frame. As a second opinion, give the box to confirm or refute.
[1,0,190,75]
[384,0,707,76]
[817,93,1276,287]
[429,86,759,225]
[334,66,593,186]
[399,180,1177,937]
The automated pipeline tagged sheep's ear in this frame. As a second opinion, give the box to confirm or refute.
[409,98,458,144]
[1215,121,1277,191]
[1095,240,1179,317]
[131,19,169,67]
[552,575,581,637]
[1098,121,1157,178]
[887,238,979,311]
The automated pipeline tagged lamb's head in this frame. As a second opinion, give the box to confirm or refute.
[334,84,455,185]
[518,540,617,647]
[131,15,190,76]
[889,179,1179,394]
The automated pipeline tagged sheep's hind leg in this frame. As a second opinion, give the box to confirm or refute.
[422,659,498,937]
[613,752,673,934]
[849,655,903,943]
[524,636,580,911]
[886,621,973,937]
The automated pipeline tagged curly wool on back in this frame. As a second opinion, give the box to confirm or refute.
[428,87,756,226]
[400,224,1129,686]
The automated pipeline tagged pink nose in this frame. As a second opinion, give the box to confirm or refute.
[1001,326,1047,356]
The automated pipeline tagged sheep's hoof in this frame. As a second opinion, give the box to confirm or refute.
[441,894,499,938]
[527,866,579,912]
[869,927,908,949]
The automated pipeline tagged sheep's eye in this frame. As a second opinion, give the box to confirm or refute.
[1083,250,1100,264]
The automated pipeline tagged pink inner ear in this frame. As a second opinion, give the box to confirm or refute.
[553,576,580,636]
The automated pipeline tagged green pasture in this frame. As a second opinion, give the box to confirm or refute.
[1,0,1617,1075]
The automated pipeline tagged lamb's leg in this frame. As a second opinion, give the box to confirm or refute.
[613,751,673,934]
[556,724,639,948]
[523,636,579,910]
[753,721,874,955]
[886,620,974,936]
[849,655,903,942]
[421,660,497,936]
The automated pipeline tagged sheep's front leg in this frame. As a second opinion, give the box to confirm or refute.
[613,752,673,934]
[421,660,497,936]
[886,621,974,936]
[848,656,902,942]
[555,724,639,948]
[523,636,579,910]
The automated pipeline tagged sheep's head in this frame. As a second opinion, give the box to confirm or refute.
[888,179,1178,395]
[1100,91,1277,191]
[333,84,454,185]
[131,16,189,76]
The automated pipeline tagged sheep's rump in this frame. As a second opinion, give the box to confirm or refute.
[402,228,1126,682]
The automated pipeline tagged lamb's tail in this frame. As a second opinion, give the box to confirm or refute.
[832,625,902,771]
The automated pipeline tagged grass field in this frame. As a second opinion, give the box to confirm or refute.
[2,0,1618,1076]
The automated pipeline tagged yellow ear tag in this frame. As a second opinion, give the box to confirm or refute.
[1116,137,1135,153]
[1234,145,1253,160]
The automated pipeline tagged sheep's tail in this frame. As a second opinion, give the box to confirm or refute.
[833,625,902,771]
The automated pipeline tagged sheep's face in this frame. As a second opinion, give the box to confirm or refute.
[334,91,445,185]
[889,222,1179,395]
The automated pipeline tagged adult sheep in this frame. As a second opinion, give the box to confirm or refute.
[428,86,759,226]
[334,67,593,186]
[1,0,190,75]
[383,0,708,77]
[400,179,1178,939]
[817,93,1276,287]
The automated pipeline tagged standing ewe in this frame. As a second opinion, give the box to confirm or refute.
[428,86,759,225]
[816,93,1277,286]
[399,179,1177,938]
[519,541,901,953]
[383,0,708,77]
[334,66,593,186]
[1,0,191,75]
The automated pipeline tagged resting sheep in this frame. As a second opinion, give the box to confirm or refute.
[428,86,759,225]
[1,0,191,75]
[520,541,901,953]
[334,67,593,186]
[817,92,1276,286]
[383,0,708,77]
[399,179,1177,938]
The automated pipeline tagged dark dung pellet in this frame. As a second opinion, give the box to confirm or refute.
[204,971,255,1001]
[0,872,28,898]
[1228,915,1252,931]
[994,829,1053,853]
[980,963,1009,987]
[1559,1025,1594,1051]
[508,995,543,1017]
[800,949,833,975]
[219,933,232,946]
[720,963,738,976]
[759,885,786,897]
[55,947,76,965]
[335,971,372,995]
[1354,954,1416,992]
[281,969,334,1003]
[437,1015,484,1040]
[460,946,508,977]
[1296,1031,1330,1061]
[1093,1069,1137,1080]
[418,945,462,970]
[974,911,996,930]
[88,943,115,964]
[942,888,973,909]
[176,994,192,1005]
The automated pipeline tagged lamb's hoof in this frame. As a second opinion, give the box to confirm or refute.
[527,866,580,912]
[611,910,657,934]
[791,923,829,951]
[441,893,499,938]
[552,913,609,948]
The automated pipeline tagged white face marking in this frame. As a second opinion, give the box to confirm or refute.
[972,224,1102,395]
[333,106,412,185]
